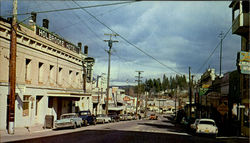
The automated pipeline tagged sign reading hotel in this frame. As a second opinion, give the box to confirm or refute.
[36,26,79,53]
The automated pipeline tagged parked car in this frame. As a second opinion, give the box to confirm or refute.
[190,119,200,132]
[108,113,120,122]
[78,110,96,126]
[195,119,218,137]
[96,114,111,123]
[149,114,158,120]
[127,114,133,120]
[119,114,127,121]
[54,113,83,129]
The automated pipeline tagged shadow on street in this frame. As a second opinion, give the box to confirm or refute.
[10,129,249,143]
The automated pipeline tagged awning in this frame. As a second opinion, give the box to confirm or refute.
[47,92,91,100]
[108,106,124,111]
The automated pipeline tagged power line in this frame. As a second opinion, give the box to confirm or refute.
[196,22,234,74]
[53,2,131,34]
[2,1,135,17]
[72,0,182,76]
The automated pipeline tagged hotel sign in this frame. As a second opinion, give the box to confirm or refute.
[36,26,79,53]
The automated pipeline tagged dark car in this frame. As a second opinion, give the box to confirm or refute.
[108,113,120,122]
[78,110,96,126]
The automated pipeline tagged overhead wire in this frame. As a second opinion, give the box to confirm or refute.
[53,2,131,34]
[72,0,183,76]
[196,20,235,74]
[2,1,135,17]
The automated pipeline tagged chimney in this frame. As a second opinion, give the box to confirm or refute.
[31,12,37,23]
[42,19,49,29]
[78,42,82,51]
[84,45,88,55]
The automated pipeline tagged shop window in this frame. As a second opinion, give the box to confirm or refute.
[23,95,30,116]
[244,108,249,127]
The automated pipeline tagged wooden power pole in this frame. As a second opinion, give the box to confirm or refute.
[104,33,118,115]
[189,67,192,119]
[8,0,18,134]
[135,71,143,118]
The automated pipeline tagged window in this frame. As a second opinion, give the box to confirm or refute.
[23,95,30,116]
[76,72,79,85]
[49,65,54,84]
[58,67,63,85]
[38,62,44,84]
[69,70,72,84]
[25,59,31,84]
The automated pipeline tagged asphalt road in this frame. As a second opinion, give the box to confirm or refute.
[5,114,249,143]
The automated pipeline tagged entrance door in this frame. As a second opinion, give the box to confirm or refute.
[35,96,43,123]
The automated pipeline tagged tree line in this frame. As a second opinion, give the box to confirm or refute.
[137,74,188,96]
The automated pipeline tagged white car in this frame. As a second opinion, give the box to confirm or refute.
[96,114,111,123]
[195,119,218,136]
[190,119,200,131]
[54,113,83,129]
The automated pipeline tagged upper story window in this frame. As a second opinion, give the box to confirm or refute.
[25,58,32,84]
[49,65,55,84]
[38,62,44,84]
[58,67,63,85]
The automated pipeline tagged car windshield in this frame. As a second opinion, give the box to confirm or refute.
[199,121,215,126]
[61,115,75,119]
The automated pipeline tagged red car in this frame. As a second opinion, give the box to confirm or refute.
[149,114,158,120]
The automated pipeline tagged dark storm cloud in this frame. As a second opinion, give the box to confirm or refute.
[0,1,240,85]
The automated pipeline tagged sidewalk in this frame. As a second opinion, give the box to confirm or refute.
[0,124,52,142]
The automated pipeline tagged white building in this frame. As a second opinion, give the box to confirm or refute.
[0,16,94,131]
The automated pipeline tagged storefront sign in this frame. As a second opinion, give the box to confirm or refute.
[36,26,79,53]
[199,88,208,96]
[238,51,250,74]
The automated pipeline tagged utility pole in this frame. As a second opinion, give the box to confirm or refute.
[175,86,179,118]
[144,91,149,118]
[82,60,86,92]
[189,67,192,119]
[104,33,118,115]
[8,0,17,135]
[219,31,224,77]
[135,71,143,118]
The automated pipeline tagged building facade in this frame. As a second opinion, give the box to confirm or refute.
[0,17,94,131]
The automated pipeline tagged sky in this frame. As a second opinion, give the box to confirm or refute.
[0,1,241,86]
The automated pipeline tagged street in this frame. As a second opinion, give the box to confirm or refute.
[2,114,248,143]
